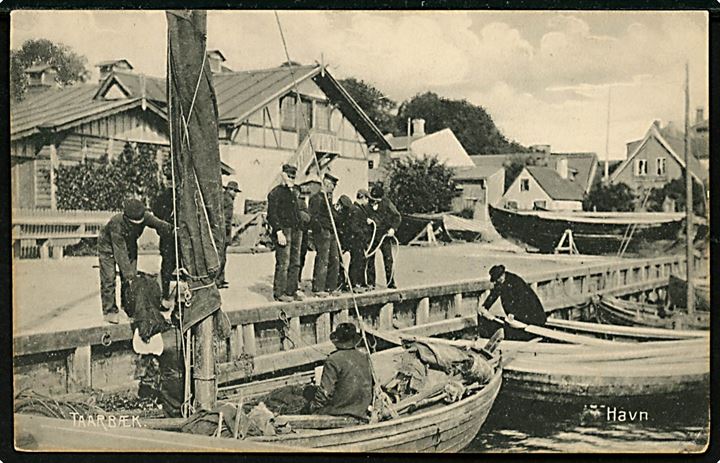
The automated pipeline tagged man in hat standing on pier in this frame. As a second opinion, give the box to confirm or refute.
[348,189,373,290]
[216,180,241,289]
[309,172,341,297]
[267,164,303,302]
[366,184,401,289]
[97,198,173,324]
[297,175,321,287]
[479,265,547,340]
[308,322,373,420]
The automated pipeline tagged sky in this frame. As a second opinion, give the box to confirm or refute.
[11,10,708,160]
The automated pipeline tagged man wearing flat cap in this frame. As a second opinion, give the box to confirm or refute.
[479,265,547,340]
[267,164,303,302]
[308,322,373,420]
[309,172,341,297]
[97,198,173,324]
[216,181,241,289]
[347,189,373,290]
[366,184,402,289]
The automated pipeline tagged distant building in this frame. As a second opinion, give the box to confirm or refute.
[501,164,585,211]
[452,165,505,221]
[385,120,474,167]
[611,120,708,199]
[11,56,390,211]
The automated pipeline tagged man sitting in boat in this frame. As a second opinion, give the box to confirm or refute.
[308,323,374,420]
[479,265,547,341]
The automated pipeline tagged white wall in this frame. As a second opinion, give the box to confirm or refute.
[409,129,474,167]
[502,169,552,210]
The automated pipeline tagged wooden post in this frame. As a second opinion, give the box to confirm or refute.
[229,326,244,360]
[66,345,92,392]
[416,297,430,325]
[49,144,58,211]
[242,324,257,356]
[316,312,331,342]
[450,293,463,318]
[379,303,394,329]
[39,240,50,260]
[335,309,349,325]
[194,316,216,410]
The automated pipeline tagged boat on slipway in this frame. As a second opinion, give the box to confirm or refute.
[488,205,686,254]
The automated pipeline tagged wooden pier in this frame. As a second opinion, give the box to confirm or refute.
[13,253,705,395]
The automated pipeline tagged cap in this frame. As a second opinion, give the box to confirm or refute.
[369,185,384,201]
[225,181,241,192]
[324,172,339,184]
[282,163,298,177]
[338,195,352,208]
[356,188,369,199]
[489,265,506,283]
[123,199,146,223]
[329,322,361,348]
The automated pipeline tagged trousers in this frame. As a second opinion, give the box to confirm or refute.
[99,252,137,315]
[366,238,396,288]
[272,227,303,299]
[312,228,340,293]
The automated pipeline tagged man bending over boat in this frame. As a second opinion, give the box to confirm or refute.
[308,323,374,420]
[479,265,547,341]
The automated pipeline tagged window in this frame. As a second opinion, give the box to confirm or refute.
[368,160,374,169]
[656,158,666,176]
[280,96,296,130]
[520,178,530,191]
[315,102,330,131]
[634,159,648,176]
[533,200,547,210]
[299,99,312,131]
[507,201,519,210]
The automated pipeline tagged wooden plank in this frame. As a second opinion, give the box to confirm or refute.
[547,318,707,340]
[450,293,463,318]
[284,317,301,350]
[242,324,257,356]
[316,312,331,343]
[66,345,91,392]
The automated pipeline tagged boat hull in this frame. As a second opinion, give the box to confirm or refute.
[596,295,709,330]
[249,369,502,452]
[488,205,684,254]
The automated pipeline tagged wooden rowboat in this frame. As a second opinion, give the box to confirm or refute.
[595,294,709,330]
[379,318,709,404]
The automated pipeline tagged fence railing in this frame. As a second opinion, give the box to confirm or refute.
[12,253,704,395]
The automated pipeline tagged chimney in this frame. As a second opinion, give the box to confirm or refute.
[96,59,134,82]
[25,65,59,94]
[696,107,704,124]
[411,118,426,137]
[207,50,227,73]
[556,158,568,179]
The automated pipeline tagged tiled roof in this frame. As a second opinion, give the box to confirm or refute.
[526,166,585,201]
[548,152,597,194]
[454,165,503,181]
[96,59,134,69]
[96,71,166,102]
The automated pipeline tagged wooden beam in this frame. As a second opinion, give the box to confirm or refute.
[416,297,430,325]
[378,303,393,330]
[66,345,91,392]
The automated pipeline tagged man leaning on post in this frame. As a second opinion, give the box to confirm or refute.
[267,163,304,302]
[97,198,173,324]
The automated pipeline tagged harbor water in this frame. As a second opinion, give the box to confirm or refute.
[467,391,709,453]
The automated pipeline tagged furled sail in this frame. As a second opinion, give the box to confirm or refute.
[167,10,225,330]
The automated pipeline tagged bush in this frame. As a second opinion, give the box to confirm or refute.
[56,142,163,211]
[646,177,706,216]
[583,182,637,212]
[386,155,459,214]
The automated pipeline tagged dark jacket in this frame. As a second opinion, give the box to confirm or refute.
[222,190,235,240]
[482,271,547,326]
[152,188,175,253]
[348,203,373,251]
[371,198,401,235]
[309,191,337,233]
[267,184,300,235]
[98,212,173,278]
[336,204,353,250]
[310,347,373,419]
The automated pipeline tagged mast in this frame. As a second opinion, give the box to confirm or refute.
[684,62,694,314]
[604,86,611,181]
[167,10,225,410]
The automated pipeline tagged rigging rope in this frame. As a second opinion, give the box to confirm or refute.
[274,11,392,418]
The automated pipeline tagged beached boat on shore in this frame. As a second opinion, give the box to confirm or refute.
[488,205,685,254]
[595,294,709,330]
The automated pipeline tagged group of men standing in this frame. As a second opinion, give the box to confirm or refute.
[267,163,401,303]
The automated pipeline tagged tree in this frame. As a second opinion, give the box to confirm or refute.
[583,182,637,212]
[339,77,397,135]
[646,177,706,216]
[386,155,459,214]
[10,38,90,101]
[396,92,529,154]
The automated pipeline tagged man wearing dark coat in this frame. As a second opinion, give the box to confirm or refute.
[309,323,373,420]
[216,180,241,289]
[480,265,547,341]
[151,186,176,300]
[348,189,373,289]
[267,164,303,302]
[335,194,354,291]
[366,185,402,289]
[309,172,340,297]
[97,199,173,324]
